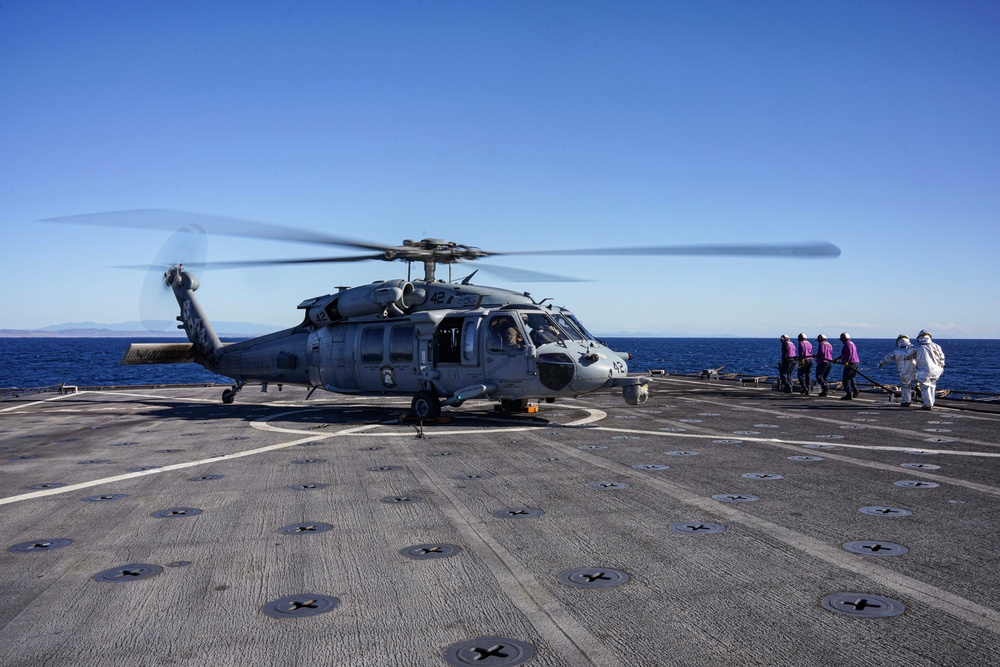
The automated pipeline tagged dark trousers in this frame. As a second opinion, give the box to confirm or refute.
[797,360,814,394]
[815,361,832,393]
[842,362,859,396]
[779,360,795,392]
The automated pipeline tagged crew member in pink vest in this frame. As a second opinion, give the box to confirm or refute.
[838,332,860,400]
[814,334,834,396]
[796,333,814,395]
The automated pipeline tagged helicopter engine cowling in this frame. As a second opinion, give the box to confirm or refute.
[337,280,423,318]
[300,280,425,325]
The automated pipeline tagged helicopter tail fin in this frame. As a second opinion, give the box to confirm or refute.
[166,267,224,373]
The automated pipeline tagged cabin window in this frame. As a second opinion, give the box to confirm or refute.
[435,317,464,364]
[361,326,384,363]
[462,319,478,363]
[390,325,414,362]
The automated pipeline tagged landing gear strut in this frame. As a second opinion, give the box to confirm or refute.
[222,381,245,404]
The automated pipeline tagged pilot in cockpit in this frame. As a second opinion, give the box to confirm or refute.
[489,316,525,352]
[523,313,560,346]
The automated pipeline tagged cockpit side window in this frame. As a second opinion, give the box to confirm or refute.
[486,315,526,353]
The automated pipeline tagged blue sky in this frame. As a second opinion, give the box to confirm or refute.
[2,2,998,337]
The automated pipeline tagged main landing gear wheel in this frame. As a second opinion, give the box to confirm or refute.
[411,391,441,420]
[222,389,236,404]
[500,398,526,413]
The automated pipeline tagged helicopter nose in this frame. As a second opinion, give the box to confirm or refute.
[569,351,617,393]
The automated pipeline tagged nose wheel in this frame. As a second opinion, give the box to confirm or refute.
[411,391,441,420]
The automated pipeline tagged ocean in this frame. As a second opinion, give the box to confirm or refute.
[1,337,997,397]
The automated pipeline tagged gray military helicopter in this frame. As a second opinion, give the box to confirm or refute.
[47,210,841,418]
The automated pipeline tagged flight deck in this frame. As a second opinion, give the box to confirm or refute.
[1,376,998,666]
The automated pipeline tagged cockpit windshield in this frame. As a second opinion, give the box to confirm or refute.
[551,313,587,340]
[519,312,573,346]
[548,309,598,342]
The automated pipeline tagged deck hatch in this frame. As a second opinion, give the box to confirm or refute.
[400,544,462,560]
[152,507,202,518]
[559,567,631,588]
[92,564,163,582]
[492,508,545,519]
[278,523,333,535]
[261,594,340,619]
[669,522,726,534]
[858,506,912,517]
[82,494,128,502]
[443,637,535,667]
[9,538,73,553]
[842,541,909,557]
[821,593,905,617]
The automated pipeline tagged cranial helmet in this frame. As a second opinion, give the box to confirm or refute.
[780,335,789,341]
[896,335,911,348]
[817,334,827,341]
[797,333,807,340]
[840,332,850,340]
[918,329,932,339]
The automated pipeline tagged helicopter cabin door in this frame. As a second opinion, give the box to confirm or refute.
[432,316,484,390]
[482,313,533,396]
[356,323,421,394]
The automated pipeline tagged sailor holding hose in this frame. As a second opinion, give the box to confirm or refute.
[905,330,946,410]
[878,335,917,407]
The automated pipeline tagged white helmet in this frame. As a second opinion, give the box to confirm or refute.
[896,334,911,348]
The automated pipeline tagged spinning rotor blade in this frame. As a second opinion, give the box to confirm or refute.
[40,209,394,254]
[493,241,841,259]
[116,254,387,271]
[43,209,841,280]
[472,263,586,283]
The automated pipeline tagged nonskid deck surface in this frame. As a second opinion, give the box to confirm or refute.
[1,378,998,666]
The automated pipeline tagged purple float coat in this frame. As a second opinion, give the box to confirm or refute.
[797,340,813,358]
[782,340,796,360]
[815,341,834,362]
[839,340,859,364]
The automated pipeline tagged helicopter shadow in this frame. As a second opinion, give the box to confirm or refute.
[127,399,561,429]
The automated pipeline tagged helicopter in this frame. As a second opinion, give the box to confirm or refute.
[47,210,841,418]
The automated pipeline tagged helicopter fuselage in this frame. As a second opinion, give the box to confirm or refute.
[126,269,648,413]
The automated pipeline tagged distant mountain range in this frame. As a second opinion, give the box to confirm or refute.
[0,320,281,338]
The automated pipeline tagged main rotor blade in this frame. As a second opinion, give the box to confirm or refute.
[115,254,386,271]
[40,209,394,254]
[494,241,841,258]
[472,263,587,283]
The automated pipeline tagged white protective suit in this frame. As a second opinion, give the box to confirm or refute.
[878,339,917,405]
[905,334,946,408]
